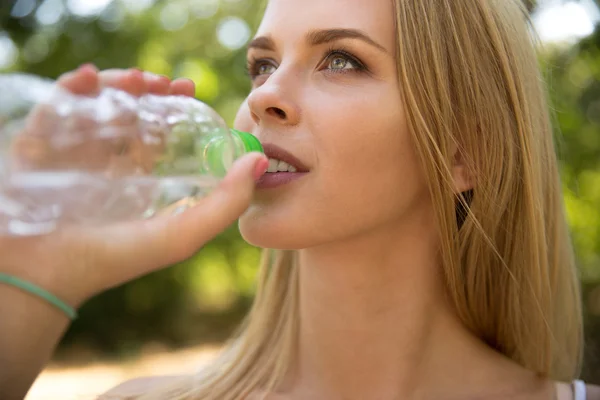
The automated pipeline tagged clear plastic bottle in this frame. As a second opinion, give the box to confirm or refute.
[0,73,263,236]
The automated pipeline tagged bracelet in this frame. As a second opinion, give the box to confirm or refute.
[0,273,77,320]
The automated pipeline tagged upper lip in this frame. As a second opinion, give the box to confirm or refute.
[261,143,310,172]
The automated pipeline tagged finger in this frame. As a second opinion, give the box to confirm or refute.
[56,64,100,96]
[144,72,171,95]
[156,152,268,260]
[169,78,195,97]
[98,69,148,97]
[90,152,268,289]
[14,66,100,168]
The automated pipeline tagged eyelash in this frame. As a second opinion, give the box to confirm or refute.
[245,47,368,80]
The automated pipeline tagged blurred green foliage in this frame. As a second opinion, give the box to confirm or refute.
[1,0,600,382]
[544,26,600,381]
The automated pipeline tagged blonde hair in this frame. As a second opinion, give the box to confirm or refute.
[137,0,583,398]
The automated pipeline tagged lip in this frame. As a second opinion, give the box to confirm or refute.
[261,143,310,173]
[255,171,308,189]
[256,142,309,190]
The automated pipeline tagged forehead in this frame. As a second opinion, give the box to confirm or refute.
[256,0,396,50]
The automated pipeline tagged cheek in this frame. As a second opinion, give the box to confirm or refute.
[315,119,426,235]
[316,92,422,211]
[322,85,429,231]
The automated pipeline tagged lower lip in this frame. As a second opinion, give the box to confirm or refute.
[256,172,308,189]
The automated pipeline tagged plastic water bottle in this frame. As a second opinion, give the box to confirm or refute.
[0,73,263,236]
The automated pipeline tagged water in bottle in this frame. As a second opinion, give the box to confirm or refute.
[0,73,262,236]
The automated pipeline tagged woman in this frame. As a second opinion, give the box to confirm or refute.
[0,0,598,399]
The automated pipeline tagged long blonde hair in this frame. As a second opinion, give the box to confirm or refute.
[139,0,583,398]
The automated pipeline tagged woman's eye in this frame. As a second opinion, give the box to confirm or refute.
[328,55,356,71]
[257,63,277,75]
[247,58,277,80]
[323,51,366,74]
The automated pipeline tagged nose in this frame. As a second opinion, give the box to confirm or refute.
[246,76,300,127]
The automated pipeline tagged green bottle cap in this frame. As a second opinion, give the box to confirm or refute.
[202,129,263,177]
[231,129,263,153]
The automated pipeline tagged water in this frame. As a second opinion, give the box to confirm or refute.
[0,73,262,236]
[0,171,220,235]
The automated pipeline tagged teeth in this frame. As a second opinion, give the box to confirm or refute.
[277,160,291,172]
[267,158,279,173]
[266,158,299,173]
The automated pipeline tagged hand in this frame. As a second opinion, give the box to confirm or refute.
[0,65,268,307]
[10,65,192,175]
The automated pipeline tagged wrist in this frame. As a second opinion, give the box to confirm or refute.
[0,273,77,320]
[0,233,94,310]
[0,259,87,311]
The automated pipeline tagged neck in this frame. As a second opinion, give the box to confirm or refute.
[282,217,544,400]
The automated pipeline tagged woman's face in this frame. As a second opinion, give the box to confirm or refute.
[235,0,430,249]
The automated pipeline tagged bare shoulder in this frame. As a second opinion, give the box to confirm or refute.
[587,383,600,400]
[97,375,191,398]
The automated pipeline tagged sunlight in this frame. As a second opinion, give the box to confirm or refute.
[66,0,112,17]
[534,0,600,43]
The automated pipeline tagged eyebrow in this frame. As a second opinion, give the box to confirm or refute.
[247,28,388,54]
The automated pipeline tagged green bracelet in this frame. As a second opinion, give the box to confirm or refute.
[0,273,77,320]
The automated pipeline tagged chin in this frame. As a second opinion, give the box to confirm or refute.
[238,222,306,250]
[238,207,311,250]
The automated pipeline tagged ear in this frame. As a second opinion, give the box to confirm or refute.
[451,146,474,194]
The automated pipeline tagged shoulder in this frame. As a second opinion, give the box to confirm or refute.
[587,383,600,400]
[98,375,191,398]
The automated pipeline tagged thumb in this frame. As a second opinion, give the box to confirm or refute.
[92,152,268,291]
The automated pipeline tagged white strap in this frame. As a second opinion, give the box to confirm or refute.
[573,380,586,400]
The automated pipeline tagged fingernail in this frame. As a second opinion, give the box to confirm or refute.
[150,74,171,85]
[253,158,269,181]
[78,63,97,73]
[177,77,194,84]
[130,68,144,79]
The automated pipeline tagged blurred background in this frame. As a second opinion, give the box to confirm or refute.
[0,0,599,398]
